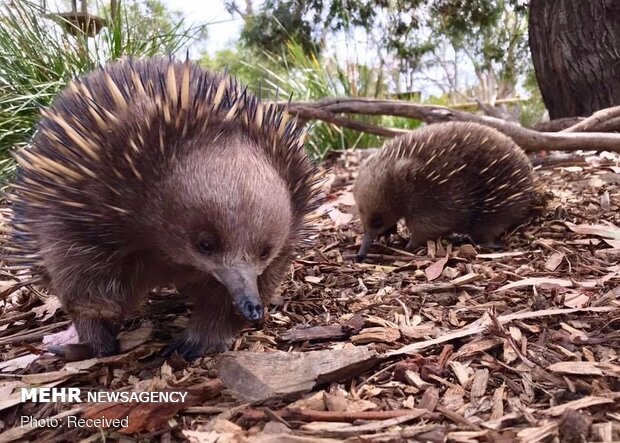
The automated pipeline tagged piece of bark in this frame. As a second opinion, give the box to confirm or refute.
[351,327,401,344]
[218,347,379,402]
[279,314,364,343]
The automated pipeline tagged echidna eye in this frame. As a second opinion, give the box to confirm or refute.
[259,245,271,261]
[198,241,215,255]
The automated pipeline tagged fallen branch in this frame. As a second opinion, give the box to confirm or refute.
[293,105,407,137]
[281,98,620,152]
[562,105,620,133]
[531,117,584,132]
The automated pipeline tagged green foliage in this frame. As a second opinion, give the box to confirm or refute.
[258,41,421,160]
[100,0,208,54]
[227,0,381,56]
[199,46,273,92]
[431,0,530,95]
[231,0,531,100]
[237,0,319,57]
[0,0,204,181]
[519,66,547,127]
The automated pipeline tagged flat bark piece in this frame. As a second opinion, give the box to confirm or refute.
[218,346,379,402]
[279,314,364,343]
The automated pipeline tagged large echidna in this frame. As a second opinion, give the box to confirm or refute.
[3,57,318,360]
[354,121,534,260]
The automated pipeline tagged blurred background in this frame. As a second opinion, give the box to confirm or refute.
[0,0,543,176]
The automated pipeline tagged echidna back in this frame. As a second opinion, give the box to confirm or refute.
[368,122,534,241]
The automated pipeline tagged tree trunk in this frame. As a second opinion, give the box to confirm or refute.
[529,0,620,119]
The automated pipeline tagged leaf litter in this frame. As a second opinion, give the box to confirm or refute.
[0,149,619,441]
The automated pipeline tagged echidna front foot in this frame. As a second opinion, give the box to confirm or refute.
[469,228,506,250]
[476,239,505,251]
[164,280,247,360]
[49,317,118,360]
[405,238,422,251]
[405,227,434,251]
[162,332,236,360]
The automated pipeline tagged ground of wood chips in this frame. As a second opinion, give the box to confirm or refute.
[0,149,619,442]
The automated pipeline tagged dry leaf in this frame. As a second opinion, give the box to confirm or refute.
[42,324,79,346]
[0,354,39,372]
[327,207,353,227]
[32,296,61,321]
[545,252,564,271]
[425,256,449,281]
[565,221,620,239]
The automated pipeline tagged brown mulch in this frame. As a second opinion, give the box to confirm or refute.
[1,149,619,442]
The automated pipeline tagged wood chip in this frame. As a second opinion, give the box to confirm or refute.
[218,347,379,402]
[547,361,604,376]
[351,327,401,344]
[543,396,614,416]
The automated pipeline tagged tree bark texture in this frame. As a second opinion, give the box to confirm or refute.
[529,0,620,119]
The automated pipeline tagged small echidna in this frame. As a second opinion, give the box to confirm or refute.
[354,121,534,260]
[3,57,318,360]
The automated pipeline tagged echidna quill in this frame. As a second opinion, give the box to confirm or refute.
[3,57,318,360]
[353,122,534,261]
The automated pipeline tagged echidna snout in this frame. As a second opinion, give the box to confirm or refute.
[212,265,264,323]
[353,183,401,261]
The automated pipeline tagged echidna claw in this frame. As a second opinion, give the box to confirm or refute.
[162,339,203,361]
[47,344,97,361]
[477,241,504,251]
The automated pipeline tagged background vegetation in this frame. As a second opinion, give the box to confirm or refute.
[0,0,545,178]
[0,0,204,180]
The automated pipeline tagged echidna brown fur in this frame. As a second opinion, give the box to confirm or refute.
[3,57,319,360]
[353,121,534,260]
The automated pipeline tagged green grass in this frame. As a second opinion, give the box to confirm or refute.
[0,0,202,181]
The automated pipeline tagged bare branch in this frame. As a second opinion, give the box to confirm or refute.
[292,105,408,138]
[562,105,620,133]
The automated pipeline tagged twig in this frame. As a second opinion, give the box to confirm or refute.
[242,407,433,423]
[356,362,399,391]
[301,412,431,436]
[0,320,71,346]
[0,311,35,327]
[388,306,618,356]
[436,404,483,431]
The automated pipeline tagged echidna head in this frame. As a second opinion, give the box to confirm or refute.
[353,155,401,261]
[152,136,292,322]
